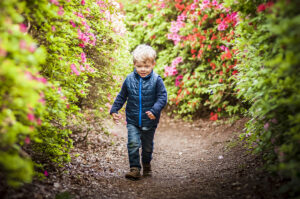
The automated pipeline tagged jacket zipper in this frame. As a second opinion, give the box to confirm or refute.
[139,77,142,127]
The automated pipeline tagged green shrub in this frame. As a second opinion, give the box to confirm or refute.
[225,0,300,196]
[125,0,244,120]
[0,0,130,187]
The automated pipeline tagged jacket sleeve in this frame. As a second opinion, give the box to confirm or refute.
[110,78,128,114]
[149,76,168,117]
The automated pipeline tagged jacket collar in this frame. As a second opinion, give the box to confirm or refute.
[134,68,153,80]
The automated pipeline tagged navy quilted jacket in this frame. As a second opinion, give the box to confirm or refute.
[110,69,167,127]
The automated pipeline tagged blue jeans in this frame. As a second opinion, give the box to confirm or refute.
[126,124,157,169]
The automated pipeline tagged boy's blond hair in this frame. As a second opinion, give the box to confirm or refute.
[132,44,157,64]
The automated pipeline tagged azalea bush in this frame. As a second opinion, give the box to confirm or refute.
[0,0,130,187]
[224,0,300,196]
[125,0,244,120]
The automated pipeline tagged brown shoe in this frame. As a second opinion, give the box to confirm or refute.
[125,167,141,180]
[142,163,152,177]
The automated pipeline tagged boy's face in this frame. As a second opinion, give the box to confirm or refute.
[134,60,155,78]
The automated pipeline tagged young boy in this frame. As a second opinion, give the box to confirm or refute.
[110,44,167,180]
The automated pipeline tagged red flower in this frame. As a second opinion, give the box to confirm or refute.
[218,108,221,112]
[219,78,223,83]
[150,35,156,39]
[191,49,197,54]
[221,50,232,60]
[210,62,216,69]
[210,113,218,121]
[232,70,238,75]
[175,3,185,11]
[257,3,266,12]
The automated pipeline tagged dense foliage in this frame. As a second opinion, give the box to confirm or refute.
[224,0,300,196]
[125,0,244,120]
[0,0,130,187]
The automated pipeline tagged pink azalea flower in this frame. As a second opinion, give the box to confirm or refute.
[49,0,59,6]
[66,104,70,109]
[219,45,229,51]
[37,77,47,84]
[177,14,187,22]
[70,64,80,76]
[28,45,36,53]
[19,40,27,49]
[86,8,91,12]
[201,0,210,10]
[172,57,183,67]
[80,65,85,71]
[44,170,48,177]
[175,75,183,87]
[58,6,64,16]
[212,0,218,6]
[19,23,27,33]
[74,12,84,18]
[164,66,178,77]
[25,137,30,144]
[27,113,35,121]
[148,14,153,19]
[190,3,197,10]
[81,52,86,63]
[217,21,228,31]
[81,0,85,5]
[70,20,76,28]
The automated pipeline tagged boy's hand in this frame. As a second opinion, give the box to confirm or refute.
[146,111,156,120]
[111,113,122,123]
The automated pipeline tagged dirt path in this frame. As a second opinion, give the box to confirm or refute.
[2,113,283,199]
